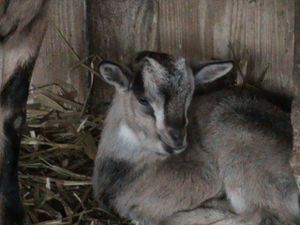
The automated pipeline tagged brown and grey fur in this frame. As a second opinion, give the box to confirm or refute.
[93,52,299,225]
[0,1,49,224]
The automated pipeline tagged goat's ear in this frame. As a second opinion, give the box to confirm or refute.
[194,61,233,86]
[99,61,132,92]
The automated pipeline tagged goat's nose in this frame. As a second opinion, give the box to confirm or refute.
[170,129,185,147]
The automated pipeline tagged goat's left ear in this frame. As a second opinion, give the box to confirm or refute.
[99,61,133,92]
[194,61,234,86]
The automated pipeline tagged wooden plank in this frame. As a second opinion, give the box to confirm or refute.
[291,0,300,173]
[294,0,300,95]
[32,0,88,102]
[159,0,295,97]
[87,0,159,104]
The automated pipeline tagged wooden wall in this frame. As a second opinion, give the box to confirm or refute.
[291,0,300,162]
[87,0,159,103]
[32,0,88,102]
[32,0,298,104]
[159,0,295,96]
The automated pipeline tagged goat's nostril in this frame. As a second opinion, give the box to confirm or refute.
[170,130,185,146]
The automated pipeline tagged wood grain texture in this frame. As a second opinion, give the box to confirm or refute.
[291,0,300,175]
[87,0,159,104]
[30,0,297,102]
[159,0,295,96]
[32,0,88,102]
[294,0,300,95]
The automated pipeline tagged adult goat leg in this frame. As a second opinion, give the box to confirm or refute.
[0,1,49,224]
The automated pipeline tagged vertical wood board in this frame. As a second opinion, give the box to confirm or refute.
[159,0,295,96]
[32,0,88,102]
[87,0,159,104]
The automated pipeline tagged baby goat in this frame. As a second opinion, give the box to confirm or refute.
[93,52,299,225]
[0,0,49,224]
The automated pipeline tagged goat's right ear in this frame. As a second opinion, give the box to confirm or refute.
[99,61,132,92]
[194,61,234,86]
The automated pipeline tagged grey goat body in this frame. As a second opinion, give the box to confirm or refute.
[93,52,299,225]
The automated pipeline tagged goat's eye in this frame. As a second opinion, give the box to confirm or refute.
[138,97,149,106]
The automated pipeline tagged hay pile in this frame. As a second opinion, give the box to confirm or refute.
[19,84,130,225]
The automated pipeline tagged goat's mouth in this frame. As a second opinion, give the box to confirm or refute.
[161,141,187,155]
[157,134,187,155]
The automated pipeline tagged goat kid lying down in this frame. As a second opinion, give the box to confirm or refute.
[93,51,299,225]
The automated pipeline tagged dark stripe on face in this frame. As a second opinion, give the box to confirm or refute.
[160,86,171,105]
[136,51,174,71]
[166,115,186,130]
[132,72,155,117]
[162,90,186,130]
[132,71,145,98]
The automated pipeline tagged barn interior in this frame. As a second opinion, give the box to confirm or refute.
[14,0,300,224]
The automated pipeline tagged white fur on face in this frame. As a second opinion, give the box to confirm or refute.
[118,123,140,148]
[116,122,167,159]
[153,106,165,131]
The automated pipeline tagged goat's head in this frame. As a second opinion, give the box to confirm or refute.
[99,52,195,155]
[99,52,234,155]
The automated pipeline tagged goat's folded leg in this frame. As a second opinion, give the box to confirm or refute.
[160,205,281,225]
[0,0,49,224]
[160,207,237,225]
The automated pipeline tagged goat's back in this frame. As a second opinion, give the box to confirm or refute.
[190,89,299,222]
